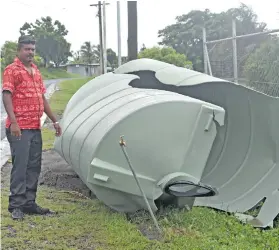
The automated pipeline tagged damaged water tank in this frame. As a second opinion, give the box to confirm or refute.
[54,73,225,213]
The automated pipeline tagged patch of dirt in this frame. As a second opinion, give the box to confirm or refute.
[126,210,163,241]
[40,149,94,198]
[1,149,94,199]
[138,223,163,241]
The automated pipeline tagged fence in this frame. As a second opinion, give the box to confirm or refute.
[203,20,279,97]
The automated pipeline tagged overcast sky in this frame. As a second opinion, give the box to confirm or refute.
[1,0,278,56]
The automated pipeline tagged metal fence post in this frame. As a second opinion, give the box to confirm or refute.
[203,27,208,74]
[232,19,238,83]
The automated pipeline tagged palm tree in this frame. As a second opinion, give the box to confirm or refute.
[80,41,96,64]
[92,44,101,62]
[71,50,81,63]
[80,42,118,68]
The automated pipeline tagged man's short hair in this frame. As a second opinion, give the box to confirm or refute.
[18,35,36,49]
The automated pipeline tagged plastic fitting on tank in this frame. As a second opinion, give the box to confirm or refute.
[157,172,218,198]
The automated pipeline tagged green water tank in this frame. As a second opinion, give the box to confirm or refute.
[54,73,224,213]
[54,58,279,228]
[113,58,279,228]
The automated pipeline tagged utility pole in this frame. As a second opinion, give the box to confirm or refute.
[98,1,104,74]
[117,1,122,67]
[90,1,109,74]
[102,1,108,73]
[127,1,138,61]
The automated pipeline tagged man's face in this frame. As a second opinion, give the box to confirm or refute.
[18,43,35,64]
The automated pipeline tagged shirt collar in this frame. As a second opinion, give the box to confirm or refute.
[14,57,37,69]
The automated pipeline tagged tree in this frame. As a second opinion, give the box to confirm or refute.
[158,4,267,72]
[80,41,96,64]
[71,51,82,63]
[140,44,146,52]
[74,43,118,68]
[19,16,71,67]
[1,41,17,67]
[106,48,117,68]
[243,36,279,84]
[50,37,72,67]
[1,40,45,70]
[138,46,193,68]
[87,45,117,67]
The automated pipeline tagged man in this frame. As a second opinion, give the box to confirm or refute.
[2,35,62,220]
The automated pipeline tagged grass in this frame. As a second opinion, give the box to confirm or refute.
[1,186,278,250]
[1,77,278,249]
[1,67,80,86]
[40,67,80,80]
[41,127,56,151]
[48,77,93,116]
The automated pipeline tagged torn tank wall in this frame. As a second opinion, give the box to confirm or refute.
[54,73,225,213]
[114,58,279,227]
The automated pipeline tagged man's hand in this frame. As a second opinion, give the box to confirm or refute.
[10,122,21,137]
[2,91,20,138]
[43,95,62,137]
[53,122,62,137]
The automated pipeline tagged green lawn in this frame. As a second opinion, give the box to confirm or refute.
[40,67,80,80]
[41,127,57,151]
[1,77,278,250]
[1,185,278,249]
[49,77,92,115]
[1,67,80,85]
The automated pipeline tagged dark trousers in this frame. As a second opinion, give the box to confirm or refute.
[6,128,42,212]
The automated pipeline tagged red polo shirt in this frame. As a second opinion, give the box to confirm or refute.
[2,57,46,129]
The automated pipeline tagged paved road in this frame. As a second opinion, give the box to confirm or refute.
[0,79,65,140]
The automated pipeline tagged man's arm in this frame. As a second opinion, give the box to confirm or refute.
[42,95,62,136]
[2,68,17,124]
[2,67,21,136]
[3,91,17,123]
[42,94,57,123]
[40,74,61,136]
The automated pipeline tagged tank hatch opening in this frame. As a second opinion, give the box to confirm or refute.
[165,180,218,198]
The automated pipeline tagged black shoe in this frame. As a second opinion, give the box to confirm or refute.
[23,204,51,215]
[11,208,24,220]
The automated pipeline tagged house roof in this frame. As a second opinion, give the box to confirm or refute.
[65,63,100,67]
